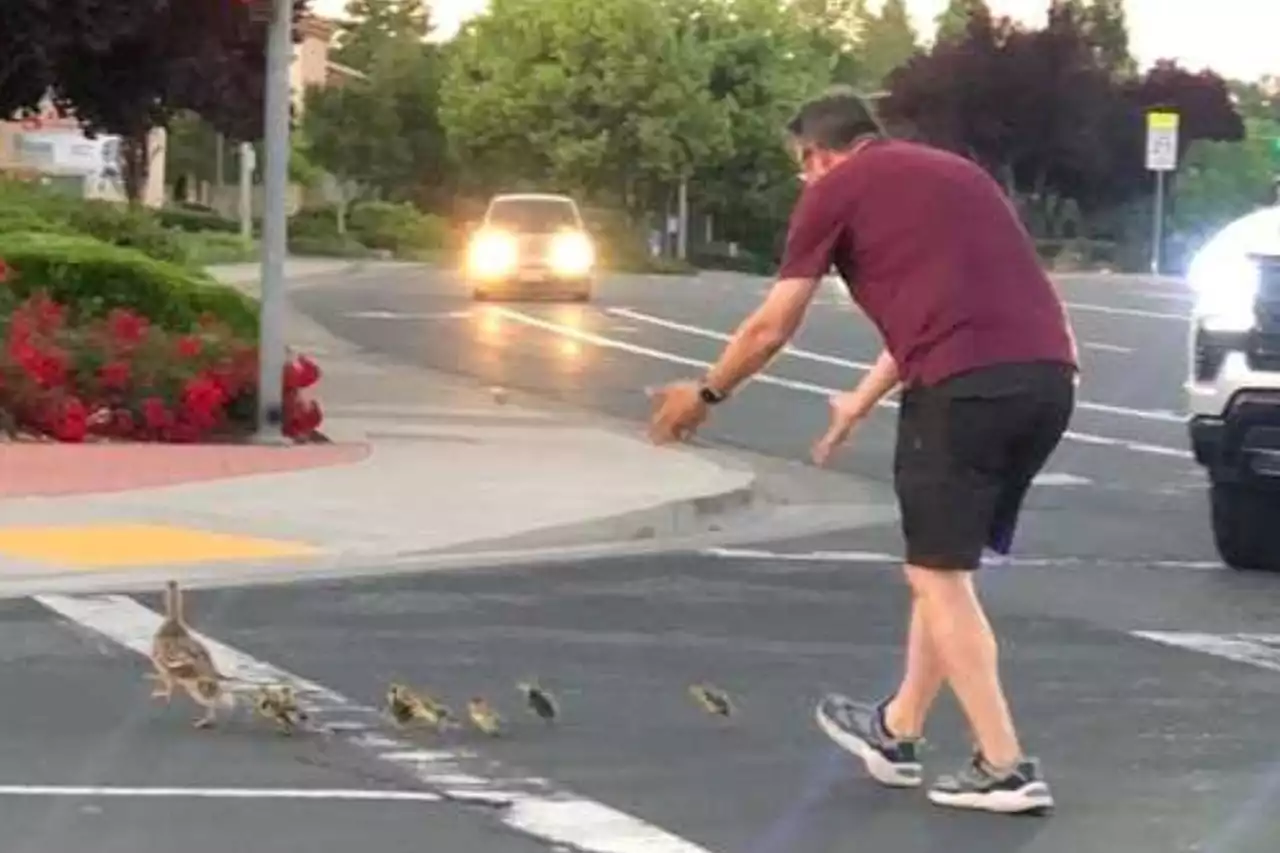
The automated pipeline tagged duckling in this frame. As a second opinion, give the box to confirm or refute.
[688,682,735,719]
[255,684,308,735]
[386,683,459,731]
[149,580,234,728]
[467,697,503,736]
[517,680,558,724]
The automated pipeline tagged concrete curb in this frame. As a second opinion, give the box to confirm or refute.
[0,475,783,600]
[0,493,898,601]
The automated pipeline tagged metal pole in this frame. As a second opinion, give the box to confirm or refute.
[255,0,292,442]
[676,177,689,261]
[238,142,253,240]
[214,132,224,192]
[1150,170,1165,275]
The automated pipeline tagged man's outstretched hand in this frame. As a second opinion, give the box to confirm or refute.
[811,391,861,466]
[647,381,709,445]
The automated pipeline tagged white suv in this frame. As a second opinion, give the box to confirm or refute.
[1186,204,1280,570]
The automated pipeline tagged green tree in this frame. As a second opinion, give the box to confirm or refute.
[685,0,833,257]
[1231,78,1280,124]
[302,81,408,232]
[1171,117,1280,244]
[792,0,867,86]
[325,0,449,203]
[856,0,919,90]
[934,0,991,45]
[1081,0,1135,78]
[369,40,450,204]
[440,0,731,209]
[335,0,430,71]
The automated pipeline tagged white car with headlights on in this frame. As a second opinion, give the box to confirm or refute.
[464,193,596,302]
[1186,204,1280,570]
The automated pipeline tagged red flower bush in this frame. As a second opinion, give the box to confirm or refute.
[0,263,324,444]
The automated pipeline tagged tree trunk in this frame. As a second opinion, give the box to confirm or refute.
[121,130,151,206]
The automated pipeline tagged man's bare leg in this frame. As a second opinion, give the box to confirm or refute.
[814,589,935,787]
[883,594,947,739]
[905,565,1020,765]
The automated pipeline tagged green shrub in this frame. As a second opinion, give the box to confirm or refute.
[289,207,343,240]
[348,201,449,257]
[62,200,190,265]
[287,233,373,258]
[690,245,774,276]
[0,207,71,235]
[157,206,241,234]
[174,231,259,265]
[0,231,258,337]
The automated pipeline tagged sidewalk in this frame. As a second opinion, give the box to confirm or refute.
[0,259,759,596]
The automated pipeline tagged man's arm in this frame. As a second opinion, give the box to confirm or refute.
[810,348,899,465]
[833,347,900,424]
[702,277,822,395]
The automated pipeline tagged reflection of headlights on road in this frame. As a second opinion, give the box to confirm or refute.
[1189,249,1259,333]
[549,232,594,276]
[468,231,517,279]
[478,306,504,337]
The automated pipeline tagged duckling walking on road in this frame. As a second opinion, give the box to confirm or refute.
[255,685,308,735]
[688,683,736,720]
[387,683,460,731]
[467,697,503,736]
[518,680,559,725]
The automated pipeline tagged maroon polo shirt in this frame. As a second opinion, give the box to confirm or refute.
[778,139,1077,387]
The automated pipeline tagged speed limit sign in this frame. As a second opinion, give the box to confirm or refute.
[1145,111,1179,172]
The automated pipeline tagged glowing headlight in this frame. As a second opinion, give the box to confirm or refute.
[467,230,517,279]
[1188,247,1260,333]
[548,231,594,276]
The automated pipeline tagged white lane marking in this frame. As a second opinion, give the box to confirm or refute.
[1033,472,1092,486]
[1131,632,1280,674]
[609,307,873,370]
[702,548,1224,571]
[346,310,471,320]
[34,594,716,853]
[0,785,443,802]
[702,547,899,563]
[605,307,1185,426]
[1082,341,1135,354]
[1064,302,1186,321]
[497,308,1192,460]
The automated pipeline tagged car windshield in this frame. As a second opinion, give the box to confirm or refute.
[486,198,580,233]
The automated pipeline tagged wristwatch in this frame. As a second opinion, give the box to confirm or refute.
[698,383,728,405]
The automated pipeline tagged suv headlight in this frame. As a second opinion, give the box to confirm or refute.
[1189,250,1259,333]
[548,231,594,276]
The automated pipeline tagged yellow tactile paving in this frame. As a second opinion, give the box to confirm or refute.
[0,524,319,568]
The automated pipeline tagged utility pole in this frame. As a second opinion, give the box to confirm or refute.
[255,0,292,442]
[676,177,689,261]
[238,142,255,240]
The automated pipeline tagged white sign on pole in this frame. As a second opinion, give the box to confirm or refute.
[1145,110,1179,172]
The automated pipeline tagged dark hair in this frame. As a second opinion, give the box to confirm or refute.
[785,86,884,151]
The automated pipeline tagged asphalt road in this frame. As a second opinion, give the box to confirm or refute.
[10,265,1280,853]
[18,541,1280,853]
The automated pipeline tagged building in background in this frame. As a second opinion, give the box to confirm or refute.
[0,13,353,210]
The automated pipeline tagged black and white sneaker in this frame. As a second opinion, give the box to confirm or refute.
[815,694,923,788]
[928,754,1055,814]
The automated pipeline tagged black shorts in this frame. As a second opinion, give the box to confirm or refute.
[894,361,1075,570]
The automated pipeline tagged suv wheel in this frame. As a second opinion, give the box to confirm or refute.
[1211,482,1280,571]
